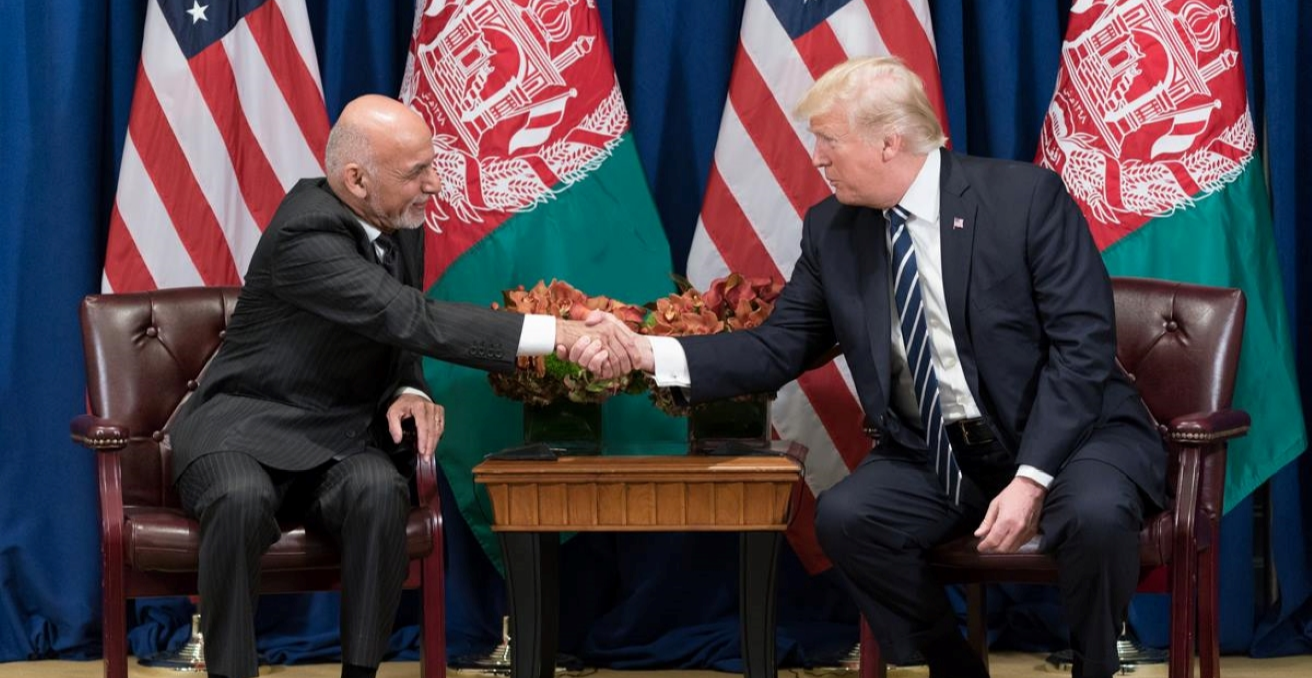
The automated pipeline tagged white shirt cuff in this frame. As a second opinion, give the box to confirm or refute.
[649,336,692,388]
[394,386,431,401]
[517,314,557,356]
[1015,464,1054,489]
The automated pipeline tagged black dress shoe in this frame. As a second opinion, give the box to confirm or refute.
[923,632,989,678]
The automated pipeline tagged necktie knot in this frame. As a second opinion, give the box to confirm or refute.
[887,204,910,232]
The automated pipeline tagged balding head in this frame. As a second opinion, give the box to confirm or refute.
[324,95,440,232]
[326,95,429,182]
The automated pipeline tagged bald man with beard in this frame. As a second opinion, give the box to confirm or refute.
[168,95,636,678]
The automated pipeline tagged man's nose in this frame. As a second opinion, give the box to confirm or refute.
[422,164,442,194]
[811,145,827,168]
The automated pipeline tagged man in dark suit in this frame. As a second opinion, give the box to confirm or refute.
[583,57,1164,678]
[168,95,635,678]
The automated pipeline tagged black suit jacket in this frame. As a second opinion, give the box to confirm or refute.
[679,151,1165,505]
[169,178,524,480]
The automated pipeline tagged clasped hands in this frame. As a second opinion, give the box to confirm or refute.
[555,310,653,379]
[381,312,648,460]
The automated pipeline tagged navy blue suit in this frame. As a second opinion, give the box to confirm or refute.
[678,151,1164,678]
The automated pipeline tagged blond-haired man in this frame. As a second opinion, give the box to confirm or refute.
[585,58,1164,678]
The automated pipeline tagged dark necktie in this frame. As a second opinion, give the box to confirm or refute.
[888,205,961,503]
[375,232,402,281]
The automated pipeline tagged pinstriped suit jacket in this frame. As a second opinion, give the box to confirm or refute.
[169,178,524,481]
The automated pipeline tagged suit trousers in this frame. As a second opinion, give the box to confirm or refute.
[814,428,1146,678]
[176,450,411,678]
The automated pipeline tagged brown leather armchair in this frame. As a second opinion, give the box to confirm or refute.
[858,277,1249,678]
[70,286,447,678]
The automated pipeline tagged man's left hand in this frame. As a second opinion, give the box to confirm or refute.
[974,476,1046,553]
[387,394,444,459]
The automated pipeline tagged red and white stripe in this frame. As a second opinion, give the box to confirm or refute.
[690,0,948,572]
[102,0,328,293]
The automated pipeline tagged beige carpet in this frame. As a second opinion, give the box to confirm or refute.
[1,655,1309,678]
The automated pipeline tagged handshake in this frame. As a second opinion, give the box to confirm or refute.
[554,311,655,379]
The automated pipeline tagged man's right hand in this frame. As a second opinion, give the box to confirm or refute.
[555,312,649,379]
[583,310,653,373]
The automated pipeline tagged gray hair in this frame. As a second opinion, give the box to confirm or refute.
[794,56,947,154]
[324,119,377,178]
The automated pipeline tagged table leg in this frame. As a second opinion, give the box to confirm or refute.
[739,530,781,678]
[499,532,559,678]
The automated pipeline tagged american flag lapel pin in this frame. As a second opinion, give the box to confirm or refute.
[952,216,965,230]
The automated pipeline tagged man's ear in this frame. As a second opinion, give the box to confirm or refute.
[342,164,369,200]
[881,132,904,161]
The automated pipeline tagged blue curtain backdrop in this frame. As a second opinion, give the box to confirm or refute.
[1,0,1308,667]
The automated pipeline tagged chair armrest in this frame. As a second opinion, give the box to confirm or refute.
[70,414,129,451]
[1167,409,1250,447]
[415,447,440,511]
[394,421,440,512]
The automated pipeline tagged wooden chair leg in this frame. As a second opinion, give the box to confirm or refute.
[966,583,989,670]
[1198,528,1221,678]
[1168,550,1197,678]
[102,579,127,678]
[859,615,886,678]
[99,454,128,678]
[420,524,447,678]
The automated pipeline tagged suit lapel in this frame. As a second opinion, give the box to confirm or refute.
[341,212,378,266]
[938,150,983,400]
[321,181,405,281]
[851,206,893,406]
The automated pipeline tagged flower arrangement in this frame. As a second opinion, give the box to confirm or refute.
[643,273,784,336]
[640,273,784,416]
[486,274,784,414]
[487,280,647,406]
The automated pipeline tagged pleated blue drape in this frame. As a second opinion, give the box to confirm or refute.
[1,0,1307,665]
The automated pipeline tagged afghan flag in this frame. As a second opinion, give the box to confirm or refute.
[1036,0,1306,511]
[399,0,684,568]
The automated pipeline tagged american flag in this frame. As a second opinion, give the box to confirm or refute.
[687,0,948,572]
[102,0,328,293]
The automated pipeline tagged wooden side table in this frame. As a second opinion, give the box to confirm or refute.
[473,452,803,678]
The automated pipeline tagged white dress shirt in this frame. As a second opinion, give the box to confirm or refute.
[649,152,1052,489]
[359,221,557,402]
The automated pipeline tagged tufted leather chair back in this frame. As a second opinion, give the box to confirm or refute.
[1111,277,1246,518]
[1112,277,1245,427]
[80,287,240,508]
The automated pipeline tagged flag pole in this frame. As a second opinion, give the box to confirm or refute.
[137,607,207,672]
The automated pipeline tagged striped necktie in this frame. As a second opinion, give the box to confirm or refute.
[888,205,962,503]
